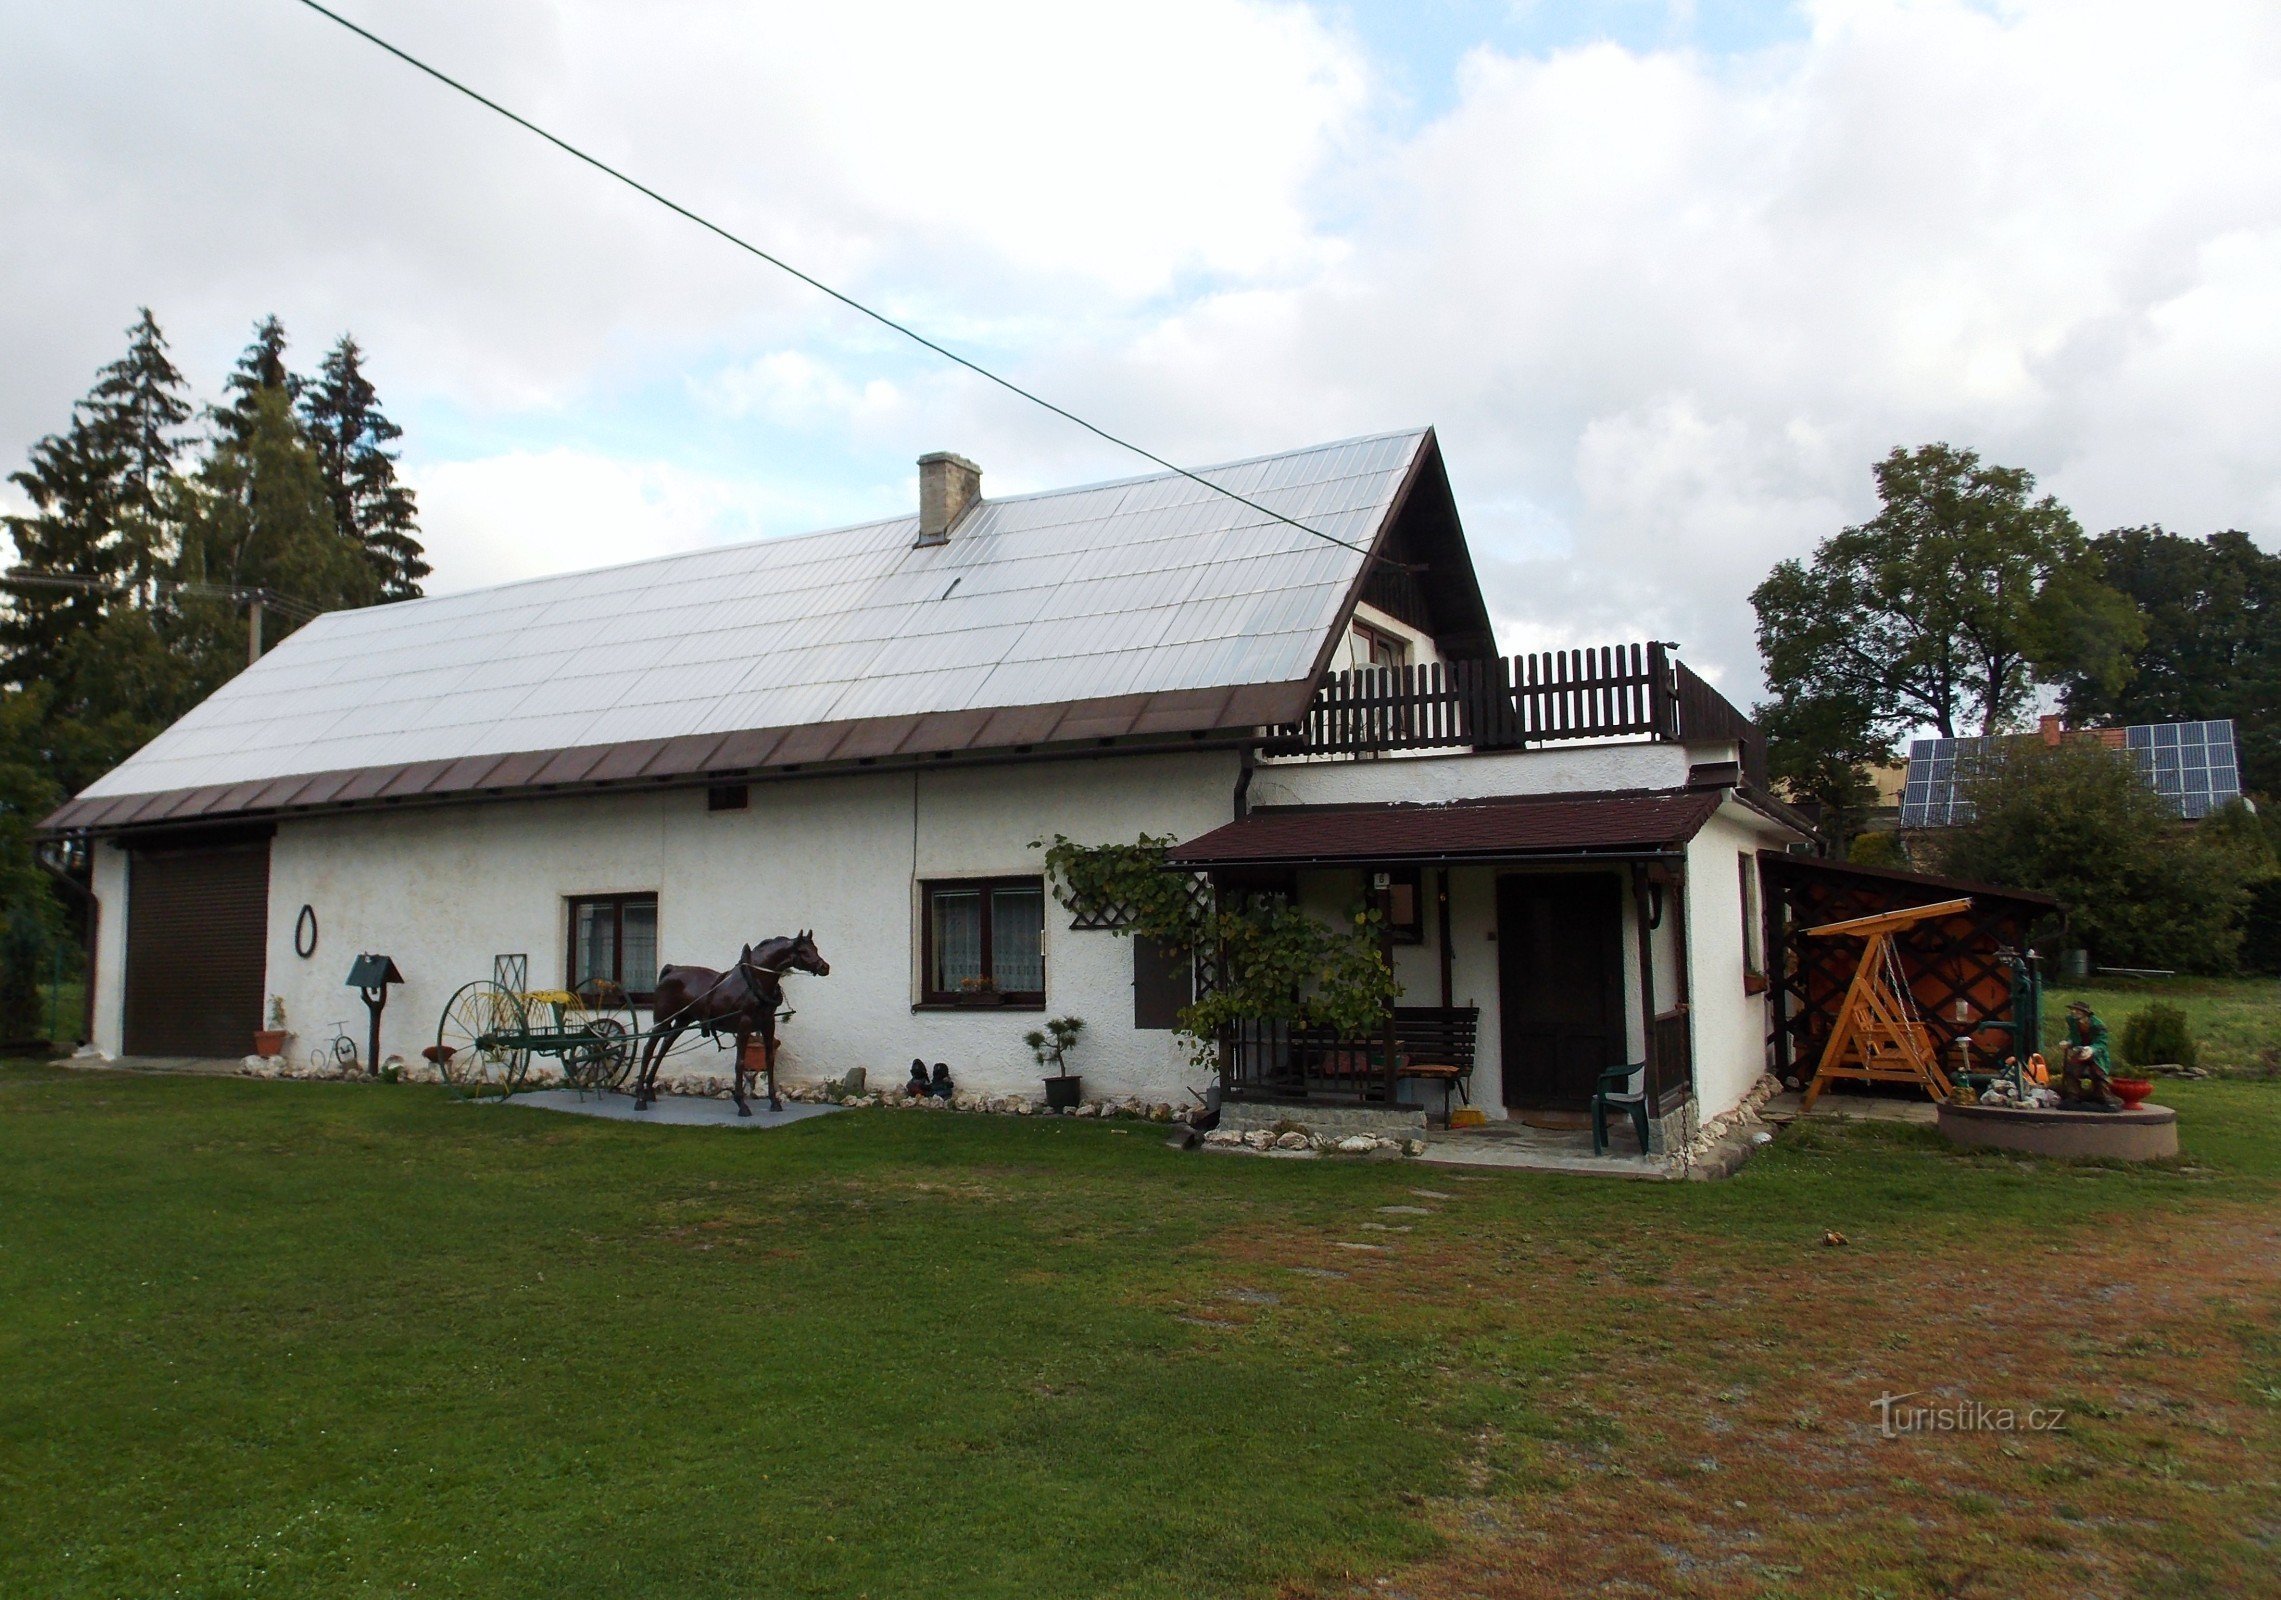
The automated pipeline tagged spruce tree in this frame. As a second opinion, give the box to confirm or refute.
[303,335,429,600]
[182,386,376,633]
[215,316,301,446]
[82,308,190,597]
[1,398,127,692]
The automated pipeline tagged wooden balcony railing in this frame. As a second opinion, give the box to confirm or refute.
[1264,641,1764,780]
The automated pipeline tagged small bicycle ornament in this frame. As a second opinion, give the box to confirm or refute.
[311,1021,359,1074]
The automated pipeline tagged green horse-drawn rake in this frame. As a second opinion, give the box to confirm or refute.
[430,968,641,1099]
[427,952,801,1102]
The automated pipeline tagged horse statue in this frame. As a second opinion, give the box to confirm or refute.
[634,930,830,1116]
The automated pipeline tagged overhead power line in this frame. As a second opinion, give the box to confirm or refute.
[286,0,1387,563]
[4,568,322,621]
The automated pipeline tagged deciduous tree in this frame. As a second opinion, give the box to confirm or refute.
[1753,444,2139,744]
[2060,526,2281,797]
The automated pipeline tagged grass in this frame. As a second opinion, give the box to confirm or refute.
[3,1066,2279,1599]
[2042,974,2281,1075]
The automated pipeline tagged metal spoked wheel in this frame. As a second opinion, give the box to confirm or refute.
[561,978,638,1093]
[434,980,529,1099]
[331,1035,358,1072]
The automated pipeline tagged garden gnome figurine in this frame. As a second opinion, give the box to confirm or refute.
[2057,1000,2122,1111]
[906,1059,930,1098]
[928,1062,954,1099]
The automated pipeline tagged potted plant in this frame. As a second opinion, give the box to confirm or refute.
[956,974,1003,1007]
[1027,1016,1086,1110]
[254,996,289,1059]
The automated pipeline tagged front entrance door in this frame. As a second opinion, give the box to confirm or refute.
[1497,872,1625,1109]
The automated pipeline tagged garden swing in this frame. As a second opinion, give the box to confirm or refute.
[1798,897,1974,1110]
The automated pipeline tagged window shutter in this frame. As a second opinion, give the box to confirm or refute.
[1132,935,1192,1030]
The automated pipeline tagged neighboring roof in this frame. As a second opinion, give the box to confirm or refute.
[1901,720,2242,825]
[53,429,1474,834]
[1168,788,1726,867]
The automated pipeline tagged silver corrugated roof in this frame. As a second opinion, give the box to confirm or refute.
[79,429,1427,801]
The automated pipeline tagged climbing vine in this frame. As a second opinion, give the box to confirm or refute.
[1035,833,1402,1066]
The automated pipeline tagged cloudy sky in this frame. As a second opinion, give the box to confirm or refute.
[4,0,2277,700]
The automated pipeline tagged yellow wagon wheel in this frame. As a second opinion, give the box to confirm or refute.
[433,980,529,1099]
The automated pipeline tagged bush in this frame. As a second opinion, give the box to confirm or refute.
[0,907,49,1046]
[2118,1002,2197,1071]
[1936,741,2252,972]
[1846,830,1909,870]
[2242,877,2281,976]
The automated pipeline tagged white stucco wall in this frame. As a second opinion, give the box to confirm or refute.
[1252,741,1691,807]
[1682,801,1793,1121]
[96,750,1244,1101]
[90,840,128,1057]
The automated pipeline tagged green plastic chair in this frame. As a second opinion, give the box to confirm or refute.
[1592,1062,1651,1156]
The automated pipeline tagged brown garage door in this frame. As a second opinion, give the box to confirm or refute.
[124,837,271,1058]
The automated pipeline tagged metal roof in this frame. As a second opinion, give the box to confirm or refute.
[1168,788,1726,866]
[71,430,1429,817]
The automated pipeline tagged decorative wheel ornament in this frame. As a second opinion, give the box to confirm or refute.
[434,980,530,1099]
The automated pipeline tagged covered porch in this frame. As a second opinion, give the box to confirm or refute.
[1170,787,1724,1147]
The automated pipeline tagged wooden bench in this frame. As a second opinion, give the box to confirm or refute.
[1289,1006,1479,1112]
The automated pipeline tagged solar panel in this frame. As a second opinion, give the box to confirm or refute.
[2126,719,2243,818]
[1899,719,2244,826]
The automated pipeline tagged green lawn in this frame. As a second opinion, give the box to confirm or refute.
[4,1065,2279,1599]
[2043,974,2281,1075]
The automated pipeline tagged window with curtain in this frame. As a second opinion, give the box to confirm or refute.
[921,877,1045,1005]
[568,893,659,1002]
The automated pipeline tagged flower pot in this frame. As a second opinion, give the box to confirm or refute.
[253,1029,288,1058]
[2111,1077,2154,1110]
[956,991,1003,1007]
[1043,1074,1083,1111]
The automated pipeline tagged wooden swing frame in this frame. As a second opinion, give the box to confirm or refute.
[1798,897,1973,1109]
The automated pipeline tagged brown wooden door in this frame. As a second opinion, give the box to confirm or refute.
[124,839,270,1057]
[1497,872,1625,1109]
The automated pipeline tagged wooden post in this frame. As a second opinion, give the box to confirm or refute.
[1375,870,1399,1102]
[1435,867,1453,1010]
[247,593,265,665]
[1630,862,1660,1109]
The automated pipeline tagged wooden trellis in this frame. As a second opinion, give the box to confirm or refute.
[1759,854,2058,1091]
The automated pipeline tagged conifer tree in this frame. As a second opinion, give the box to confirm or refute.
[83,308,190,597]
[181,386,376,633]
[303,335,429,599]
[214,316,301,446]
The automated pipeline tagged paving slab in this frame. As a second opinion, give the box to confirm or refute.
[500,1089,844,1130]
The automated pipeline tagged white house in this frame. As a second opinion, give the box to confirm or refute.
[43,428,1810,1147]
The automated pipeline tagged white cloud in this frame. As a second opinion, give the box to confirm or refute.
[411,450,764,590]
[5,0,2280,702]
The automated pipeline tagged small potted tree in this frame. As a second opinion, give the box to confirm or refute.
[254,996,290,1060]
[1026,1016,1085,1110]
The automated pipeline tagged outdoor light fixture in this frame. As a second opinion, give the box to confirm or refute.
[346,953,405,1077]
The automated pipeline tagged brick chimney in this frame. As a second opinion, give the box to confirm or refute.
[2040,713,2064,747]
[915,452,981,546]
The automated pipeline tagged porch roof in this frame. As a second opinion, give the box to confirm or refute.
[1168,786,1724,868]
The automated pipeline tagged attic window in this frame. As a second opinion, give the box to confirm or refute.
[1354,620,1409,672]
[707,783,749,812]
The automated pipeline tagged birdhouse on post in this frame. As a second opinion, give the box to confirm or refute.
[346,953,405,1078]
